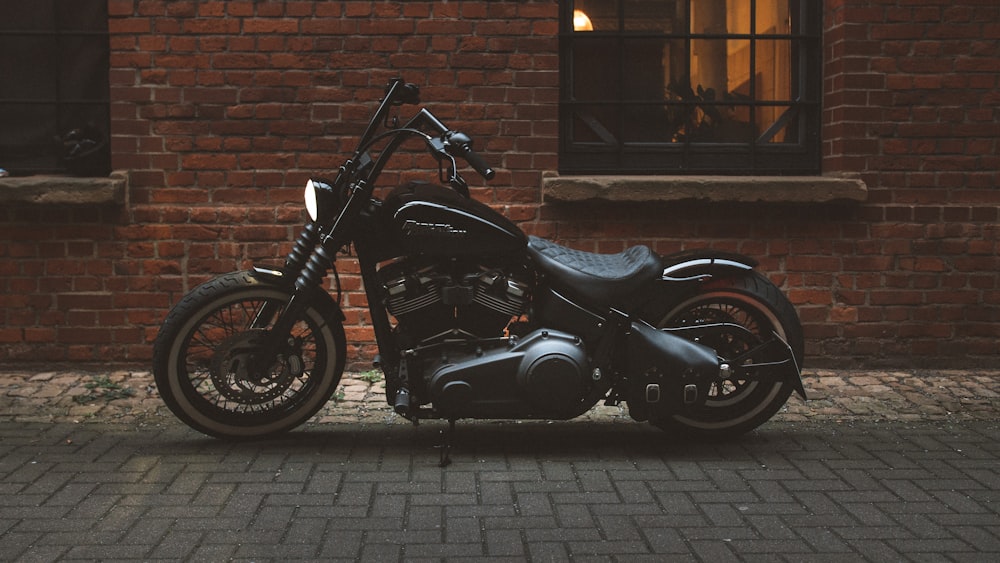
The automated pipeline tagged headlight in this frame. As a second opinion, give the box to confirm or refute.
[304,179,336,223]
[304,180,319,221]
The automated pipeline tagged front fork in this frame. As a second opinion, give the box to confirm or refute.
[247,222,332,377]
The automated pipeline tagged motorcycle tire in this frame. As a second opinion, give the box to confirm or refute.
[650,272,804,439]
[153,270,346,439]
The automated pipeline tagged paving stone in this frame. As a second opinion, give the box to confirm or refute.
[0,367,998,560]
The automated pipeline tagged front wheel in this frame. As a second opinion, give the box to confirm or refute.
[651,272,804,438]
[153,271,346,439]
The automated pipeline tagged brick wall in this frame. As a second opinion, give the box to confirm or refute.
[819,0,1000,362]
[0,0,997,368]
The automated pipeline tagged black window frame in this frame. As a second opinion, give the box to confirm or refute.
[559,0,823,176]
[0,2,111,177]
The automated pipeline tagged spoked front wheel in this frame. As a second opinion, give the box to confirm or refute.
[652,273,804,438]
[153,271,346,439]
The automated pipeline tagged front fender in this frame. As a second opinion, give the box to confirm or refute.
[250,266,345,322]
[250,266,293,287]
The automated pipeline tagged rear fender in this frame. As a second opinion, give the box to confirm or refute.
[660,251,756,283]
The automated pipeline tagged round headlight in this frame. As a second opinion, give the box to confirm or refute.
[303,178,338,224]
[304,179,319,222]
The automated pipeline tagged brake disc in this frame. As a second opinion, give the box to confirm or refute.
[209,331,302,404]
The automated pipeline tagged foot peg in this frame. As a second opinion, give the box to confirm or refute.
[393,387,411,416]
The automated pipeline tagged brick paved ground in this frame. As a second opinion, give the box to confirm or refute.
[2,368,999,426]
[1,368,998,561]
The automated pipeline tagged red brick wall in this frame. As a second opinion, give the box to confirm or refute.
[819,0,1000,362]
[1,0,997,368]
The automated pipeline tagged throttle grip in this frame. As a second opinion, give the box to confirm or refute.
[462,148,495,181]
[445,131,495,181]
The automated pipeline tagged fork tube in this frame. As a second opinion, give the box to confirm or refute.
[285,222,321,272]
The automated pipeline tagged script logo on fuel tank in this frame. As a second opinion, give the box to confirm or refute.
[402,220,468,238]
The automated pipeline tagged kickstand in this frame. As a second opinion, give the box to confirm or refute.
[439,418,456,468]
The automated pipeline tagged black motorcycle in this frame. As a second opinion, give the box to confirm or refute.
[153,78,806,448]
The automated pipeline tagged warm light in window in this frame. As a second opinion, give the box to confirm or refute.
[573,9,594,31]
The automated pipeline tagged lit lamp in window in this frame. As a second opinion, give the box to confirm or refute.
[573,9,594,31]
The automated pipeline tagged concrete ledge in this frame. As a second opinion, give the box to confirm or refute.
[0,170,128,205]
[542,173,868,203]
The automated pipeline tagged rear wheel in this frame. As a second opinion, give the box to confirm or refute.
[153,271,346,439]
[651,273,803,438]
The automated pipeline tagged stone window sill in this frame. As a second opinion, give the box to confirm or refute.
[0,170,128,205]
[542,173,867,204]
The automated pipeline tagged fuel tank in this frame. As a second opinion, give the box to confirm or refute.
[381,181,527,257]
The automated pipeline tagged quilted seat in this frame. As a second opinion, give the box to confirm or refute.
[526,236,662,310]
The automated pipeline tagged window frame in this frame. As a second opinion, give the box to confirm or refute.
[558,0,823,176]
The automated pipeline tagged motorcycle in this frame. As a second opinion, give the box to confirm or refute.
[153,78,806,455]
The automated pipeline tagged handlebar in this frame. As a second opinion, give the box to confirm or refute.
[443,131,495,181]
[410,108,495,182]
[359,79,496,191]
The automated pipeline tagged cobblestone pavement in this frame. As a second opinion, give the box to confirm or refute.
[1,368,998,561]
[1,368,998,426]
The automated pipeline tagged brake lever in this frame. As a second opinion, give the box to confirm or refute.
[437,157,470,198]
[449,170,470,198]
[428,135,471,198]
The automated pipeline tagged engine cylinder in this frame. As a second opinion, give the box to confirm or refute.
[379,260,529,342]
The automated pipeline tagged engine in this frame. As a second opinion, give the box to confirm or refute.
[426,328,590,418]
[377,259,531,344]
[377,259,596,418]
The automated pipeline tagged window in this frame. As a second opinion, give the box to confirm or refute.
[560,0,822,175]
[0,1,110,177]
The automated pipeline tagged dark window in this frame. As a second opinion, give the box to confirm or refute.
[560,0,822,175]
[0,1,110,176]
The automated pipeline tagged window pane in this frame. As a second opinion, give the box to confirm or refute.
[0,104,59,164]
[623,105,676,143]
[690,39,734,96]
[688,105,755,144]
[0,3,54,31]
[623,39,671,101]
[758,106,799,144]
[571,38,619,101]
[573,0,620,32]
[725,38,752,96]
[60,37,110,102]
[691,0,750,35]
[0,37,57,99]
[756,39,793,102]
[757,0,792,34]
[569,104,619,145]
[56,1,107,31]
[624,0,683,32]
